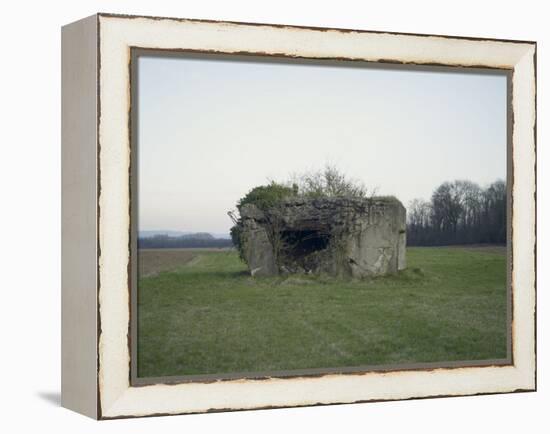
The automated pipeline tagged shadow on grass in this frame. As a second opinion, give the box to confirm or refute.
[176,267,429,284]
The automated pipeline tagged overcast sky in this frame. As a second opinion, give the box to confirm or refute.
[137,54,507,235]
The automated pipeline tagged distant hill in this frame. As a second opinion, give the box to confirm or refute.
[138,231,233,249]
[180,232,214,240]
[210,233,231,240]
[139,230,230,239]
[139,230,190,238]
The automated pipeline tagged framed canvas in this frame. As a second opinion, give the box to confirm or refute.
[61,13,536,419]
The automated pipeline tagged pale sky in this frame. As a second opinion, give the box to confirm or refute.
[137,54,507,235]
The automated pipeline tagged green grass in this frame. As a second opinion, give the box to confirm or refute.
[137,247,508,378]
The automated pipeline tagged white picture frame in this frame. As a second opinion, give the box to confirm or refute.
[61,13,536,419]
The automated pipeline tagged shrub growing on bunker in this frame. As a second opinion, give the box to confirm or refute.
[237,182,298,210]
[229,182,297,262]
[291,164,369,198]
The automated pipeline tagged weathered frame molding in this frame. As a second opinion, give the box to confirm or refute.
[62,12,536,419]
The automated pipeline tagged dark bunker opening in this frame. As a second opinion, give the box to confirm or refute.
[280,229,331,260]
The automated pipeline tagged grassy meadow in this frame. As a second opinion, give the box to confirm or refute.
[137,246,508,378]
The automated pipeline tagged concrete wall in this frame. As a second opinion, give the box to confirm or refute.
[347,199,406,277]
[238,197,406,278]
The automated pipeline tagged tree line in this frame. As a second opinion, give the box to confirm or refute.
[407,180,507,246]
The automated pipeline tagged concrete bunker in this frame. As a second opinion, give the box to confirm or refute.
[235,196,406,278]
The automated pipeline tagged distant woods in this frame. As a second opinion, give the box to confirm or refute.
[407,180,507,246]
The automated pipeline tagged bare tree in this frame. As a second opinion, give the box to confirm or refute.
[431,182,463,235]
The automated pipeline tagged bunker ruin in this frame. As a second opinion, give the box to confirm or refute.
[236,196,406,278]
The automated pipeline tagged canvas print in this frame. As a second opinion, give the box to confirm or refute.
[134,53,509,380]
